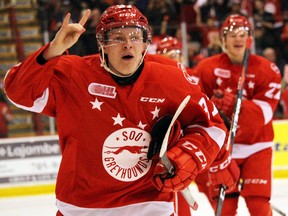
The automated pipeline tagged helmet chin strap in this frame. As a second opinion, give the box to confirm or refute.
[99,44,150,78]
[221,37,227,53]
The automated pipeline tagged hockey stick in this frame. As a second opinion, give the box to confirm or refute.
[271,204,287,216]
[215,37,252,216]
[159,95,198,211]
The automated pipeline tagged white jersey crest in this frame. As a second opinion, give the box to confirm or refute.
[102,127,152,182]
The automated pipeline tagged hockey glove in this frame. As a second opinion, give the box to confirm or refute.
[147,115,182,160]
[152,140,206,192]
[208,149,240,200]
[211,89,236,118]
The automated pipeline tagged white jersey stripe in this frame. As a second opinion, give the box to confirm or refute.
[187,125,226,149]
[252,99,273,125]
[232,141,273,159]
[7,88,49,113]
[56,199,174,216]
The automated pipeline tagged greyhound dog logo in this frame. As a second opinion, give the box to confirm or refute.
[104,145,148,154]
[102,128,152,182]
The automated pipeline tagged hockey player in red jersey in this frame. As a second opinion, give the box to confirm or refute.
[146,36,197,85]
[156,36,183,63]
[194,14,282,215]
[154,36,195,77]
[4,5,227,216]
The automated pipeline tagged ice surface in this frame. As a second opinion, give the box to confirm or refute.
[0,179,287,216]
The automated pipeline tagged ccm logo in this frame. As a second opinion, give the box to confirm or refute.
[209,157,231,172]
[182,141,207,169]
[244,179,268,185]
[140,97,165,103]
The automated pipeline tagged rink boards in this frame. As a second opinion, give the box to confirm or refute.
[0,135,60,197]
[0,120,287,197]
[272,120,288,178]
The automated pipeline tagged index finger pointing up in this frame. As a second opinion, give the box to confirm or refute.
[79,9,91,27]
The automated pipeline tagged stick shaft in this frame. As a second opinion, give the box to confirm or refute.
[271,204,287,216]
[216,47,251,216]
[159,95,191,157]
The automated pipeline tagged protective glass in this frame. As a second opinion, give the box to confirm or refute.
[225,27,249,38]
[223,26,250,36]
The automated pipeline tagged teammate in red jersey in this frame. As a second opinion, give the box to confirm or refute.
[4,5,227,216]
[146,36,197,84]
[156,36,183,62]
[194,14,282,216]
[154,36,195,76]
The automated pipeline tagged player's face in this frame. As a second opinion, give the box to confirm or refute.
[224,28,249,63]
[104,27,147,76]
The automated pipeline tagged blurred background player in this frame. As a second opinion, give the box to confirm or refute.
[153,36,197,81]
[193,14,281,215]
[156,36,184,63]
[145,36,198,89]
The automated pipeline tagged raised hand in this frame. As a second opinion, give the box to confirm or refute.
[43,9,91,60]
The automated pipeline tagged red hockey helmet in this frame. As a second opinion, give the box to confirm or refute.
[156,36,182,55]
[220,14,252,37]
[96,5,151,46]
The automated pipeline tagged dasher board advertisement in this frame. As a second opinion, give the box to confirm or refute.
[0,135,61,196]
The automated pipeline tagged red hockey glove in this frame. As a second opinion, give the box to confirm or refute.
[152,139,208,192]
[208,150,240,199]
[147,115,182,160]
[211,89,236,118]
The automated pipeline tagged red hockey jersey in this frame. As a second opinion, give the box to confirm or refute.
[4,46,226,215]
[194,53,281,159]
